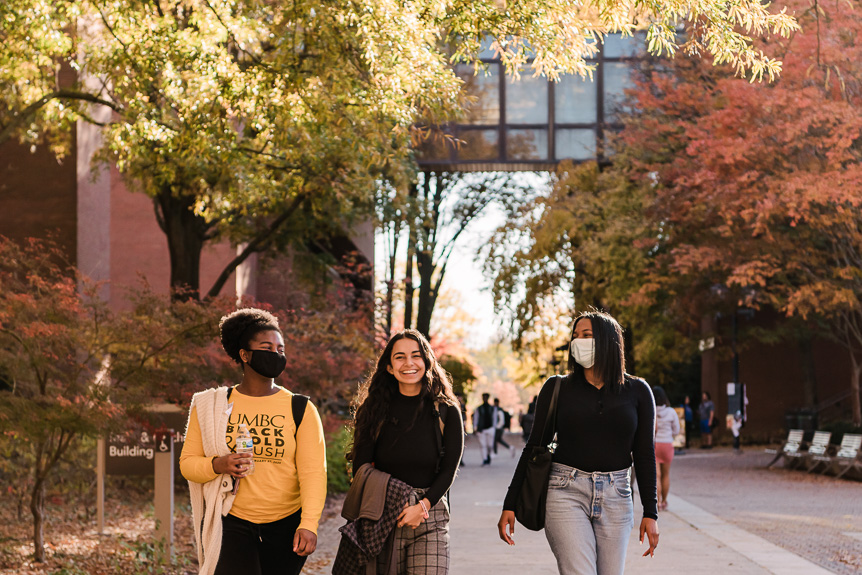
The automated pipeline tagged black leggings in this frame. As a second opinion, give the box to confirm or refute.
[214,510,307,575]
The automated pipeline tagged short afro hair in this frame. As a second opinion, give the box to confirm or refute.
[219,308,282,364]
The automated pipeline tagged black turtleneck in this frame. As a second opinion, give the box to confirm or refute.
[353,391,464,506]
[503,373,658,520]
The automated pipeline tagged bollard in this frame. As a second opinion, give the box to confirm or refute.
[153,429,174,565]
[96,437,106,535]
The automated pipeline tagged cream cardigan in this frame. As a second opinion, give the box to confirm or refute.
[185,387,237,575]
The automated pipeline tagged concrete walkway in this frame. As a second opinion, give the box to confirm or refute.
[307,434,845,574]
[450,435,835,575]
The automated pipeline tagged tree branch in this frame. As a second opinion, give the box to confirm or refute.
[0,90,121,145]
[205,193,308,299]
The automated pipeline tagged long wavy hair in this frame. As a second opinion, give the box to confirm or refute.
[348,329,457,462]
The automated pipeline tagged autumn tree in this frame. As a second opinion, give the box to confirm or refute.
[3,0,800,300]
[377,181,411,341]
[609,0,862,422]
[0,235,377,561]
[0,237,227,561]
[403,172,533,338]
[439,355,478,396]
[482,0,862,410]
[481,160,691,383]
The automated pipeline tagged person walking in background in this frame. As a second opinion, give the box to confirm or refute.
[699,391,716,449]
[520,395,538,440]
[456,392,469,467]
[497,309,659,574]
[346,329,464,574]
[681,395,694,448]
[653,386,680,511]
[180,308,327,575]
[493,397,514,457]
[473,393,496,465]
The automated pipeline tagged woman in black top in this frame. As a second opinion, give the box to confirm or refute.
[350,329,464,574]
[497,310,659,575]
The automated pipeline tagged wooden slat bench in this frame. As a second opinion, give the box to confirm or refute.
[804,431,833,473]
[831,433,862,479]
[765,429,805,469]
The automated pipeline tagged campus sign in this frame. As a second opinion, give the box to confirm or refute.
[104,407,187,476]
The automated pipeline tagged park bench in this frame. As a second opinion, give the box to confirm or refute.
[804,431,833,473]
[831,433,862,479]
[765,429,805,468]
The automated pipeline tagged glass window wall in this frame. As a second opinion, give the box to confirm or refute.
[418,33,643,166]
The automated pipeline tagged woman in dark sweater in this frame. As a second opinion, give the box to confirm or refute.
[497,310,659,575]
[349,329,464,574]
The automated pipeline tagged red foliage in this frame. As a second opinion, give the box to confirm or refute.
[617,0,862,319]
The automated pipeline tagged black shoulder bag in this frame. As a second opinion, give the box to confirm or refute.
[514,375,562,531]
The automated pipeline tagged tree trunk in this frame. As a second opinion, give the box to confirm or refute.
[17,485,26,521]
[155,191,210,300]
[404,243,415,330]
[30,477,46,562]
[403,204,417,330]
[384,225,399,339]
[205,193,308,300]
[415,248,435,339]
[799,335,819,408]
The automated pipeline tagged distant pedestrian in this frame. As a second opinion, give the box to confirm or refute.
[492,398,514,457]
[681,395,694,448]
[344,329,464,574]
[473,393,496,465]
[498,309,659,574]
[699,391,716,448]
[520,395,538,440]
[730,410,743,452]
[653,386,680,511]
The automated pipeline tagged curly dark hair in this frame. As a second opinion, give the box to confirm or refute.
[219,308,282,365]
[348,329,457,462]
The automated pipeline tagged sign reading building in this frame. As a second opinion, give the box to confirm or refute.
[105,408,187,476]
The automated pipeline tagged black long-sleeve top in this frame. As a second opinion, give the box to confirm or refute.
[353,391,465,506]
[503,373,658,520]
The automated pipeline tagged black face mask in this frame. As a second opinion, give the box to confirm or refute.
[244,349,287,379]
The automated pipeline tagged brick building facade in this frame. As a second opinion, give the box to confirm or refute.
[0,122,373,309]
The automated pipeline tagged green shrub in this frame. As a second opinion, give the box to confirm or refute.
[326,425,353,494]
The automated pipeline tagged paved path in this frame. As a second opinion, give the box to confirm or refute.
[669,447,862,574]
[307,434,861,574]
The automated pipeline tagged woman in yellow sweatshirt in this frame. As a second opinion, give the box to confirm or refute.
[180,308,327,575]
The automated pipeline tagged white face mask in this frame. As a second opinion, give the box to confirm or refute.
[570,338,596,369]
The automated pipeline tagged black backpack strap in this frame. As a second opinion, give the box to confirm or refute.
[292,394,309,438]
[432,400,446,473]
[226,385,236,402]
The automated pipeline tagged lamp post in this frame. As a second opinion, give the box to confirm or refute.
[729,307,754,451]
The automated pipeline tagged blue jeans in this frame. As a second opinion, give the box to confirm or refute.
[544,463,634,575]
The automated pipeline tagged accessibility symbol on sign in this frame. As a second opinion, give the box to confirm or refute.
[154,429,174,453]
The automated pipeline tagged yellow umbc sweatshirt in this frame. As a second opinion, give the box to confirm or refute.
[180,387,327,534]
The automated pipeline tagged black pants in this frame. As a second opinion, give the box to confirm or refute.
[493,428,510,453]
[214,509,307,575]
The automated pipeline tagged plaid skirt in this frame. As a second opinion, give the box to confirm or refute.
[378,488,450,575]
